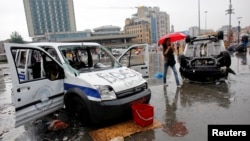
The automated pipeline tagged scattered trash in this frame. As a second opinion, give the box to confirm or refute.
[0,129,9,139]
[0,132,3,139]
[53,113,59,119]
[47,120,69,131]
[78,131,85,136]
[43,137,54,141]
[215,81,220,85]
[154,72,163,79]
[229,97,235,102]
[32,119,42,125]
[89,119,162,141]
[62,136,68,141]
[109,136,124,141]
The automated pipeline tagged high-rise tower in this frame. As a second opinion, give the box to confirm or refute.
[23,0,76,40]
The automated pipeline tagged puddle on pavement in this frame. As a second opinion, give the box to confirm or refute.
[1,50,250,140]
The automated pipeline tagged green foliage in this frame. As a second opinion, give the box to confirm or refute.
[9,31,24,43]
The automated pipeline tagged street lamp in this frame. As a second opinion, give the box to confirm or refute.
[225,0,234,42]
[204,11,208,34]
[237,17,242,45]
[198,0,200,35]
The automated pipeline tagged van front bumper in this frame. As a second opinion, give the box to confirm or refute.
[87,88,151,124]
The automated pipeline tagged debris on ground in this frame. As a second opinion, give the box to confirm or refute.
[47,120,69,131]
[89,119,162,141]
[109,136,124,141]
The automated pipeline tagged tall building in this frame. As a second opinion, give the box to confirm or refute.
[124,6,170,44]
[189,26,200,37]
[124,20,151,44]
[156,11,170,39]
[23,0,76,41]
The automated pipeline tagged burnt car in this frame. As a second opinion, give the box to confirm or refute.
[179,31,235,82]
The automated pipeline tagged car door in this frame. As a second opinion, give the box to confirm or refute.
[4,43,65,127]
[117,44,150,78]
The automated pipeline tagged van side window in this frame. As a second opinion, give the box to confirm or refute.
[130,47,144,65]
[12,48,64,82]
[31,50,44,79]
[16,50,27,69]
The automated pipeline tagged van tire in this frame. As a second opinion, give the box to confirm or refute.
[65,95,90,126]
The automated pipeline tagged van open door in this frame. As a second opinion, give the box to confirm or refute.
[4,43,65,127]
[117,44,150,78]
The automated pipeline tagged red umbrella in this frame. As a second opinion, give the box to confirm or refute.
[158,32,186,45]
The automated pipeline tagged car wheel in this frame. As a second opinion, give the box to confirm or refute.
[219,51,231,67]
[179,55,187,68]
[185,35,191,43]
[217,31,224,40]
[65,95,90,126]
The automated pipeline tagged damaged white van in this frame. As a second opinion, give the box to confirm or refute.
[4,42,151,127]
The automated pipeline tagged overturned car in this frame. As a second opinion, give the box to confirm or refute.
[179,31,235,82]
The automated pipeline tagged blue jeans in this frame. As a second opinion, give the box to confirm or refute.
[163,62,180,85]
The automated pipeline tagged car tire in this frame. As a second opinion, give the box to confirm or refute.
[219,51,231,67]
[217,31,224,40]
[179,55,187,68]
[185,35,191,43]
[65,95,90,126]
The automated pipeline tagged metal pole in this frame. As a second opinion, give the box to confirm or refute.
[205,11,207,34]
[229,0,232,29]
[237,17,242,45]
[238,20,240,45]
[198,0,200,35]
[226,0,234,42]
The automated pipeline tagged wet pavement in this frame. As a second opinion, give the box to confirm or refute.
[1,50,250,141]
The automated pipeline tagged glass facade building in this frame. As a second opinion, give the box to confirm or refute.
[151,17,158,44]
[23,0,76,38]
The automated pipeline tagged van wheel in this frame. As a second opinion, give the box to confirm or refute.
[65,96,90,126]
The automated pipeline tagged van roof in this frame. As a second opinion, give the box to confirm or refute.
[27,42,101,47]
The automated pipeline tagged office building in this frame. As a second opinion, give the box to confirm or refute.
[23,0,76,41]
[124,6,170,44]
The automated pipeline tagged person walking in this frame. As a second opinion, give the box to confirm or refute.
[162,38,181,87]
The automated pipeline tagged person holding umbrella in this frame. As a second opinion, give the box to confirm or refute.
[162,38,181,87]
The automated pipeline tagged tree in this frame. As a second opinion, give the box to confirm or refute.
[9,31,24,43]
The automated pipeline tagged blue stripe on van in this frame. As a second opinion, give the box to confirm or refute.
[64,83,101,99]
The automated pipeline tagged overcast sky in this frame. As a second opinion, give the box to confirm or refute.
[0,0,249,41]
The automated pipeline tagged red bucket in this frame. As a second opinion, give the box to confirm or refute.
[132,103,154,127]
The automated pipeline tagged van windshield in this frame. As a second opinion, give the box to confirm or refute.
[58,45,121,74]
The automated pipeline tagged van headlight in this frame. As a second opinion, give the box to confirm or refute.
[95,85,117,100]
